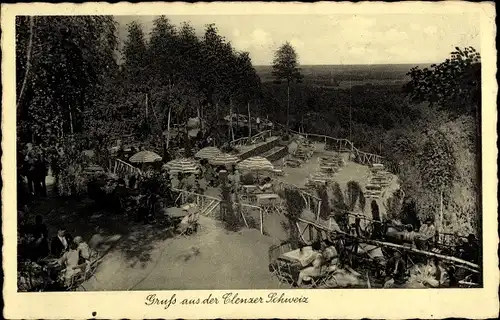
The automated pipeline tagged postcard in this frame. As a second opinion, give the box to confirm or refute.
[1,1,498,319]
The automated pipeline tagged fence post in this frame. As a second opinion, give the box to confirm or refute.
[260,209,264,234]
[316,200,322,220]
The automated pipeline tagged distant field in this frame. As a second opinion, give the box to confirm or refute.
[255,64,431,88]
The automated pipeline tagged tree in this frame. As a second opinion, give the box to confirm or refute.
[271,42,303,133]
[405,46,481,116]
[16,16,118,144]
[284,188,305,249]
[123,21,148,85]
[149,16,178,87]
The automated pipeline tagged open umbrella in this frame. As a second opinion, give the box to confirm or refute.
[163,158,200,174]
[236,156,274,172]
[195,147,221,160]
[209,153,240,167]
[129,150,162,164]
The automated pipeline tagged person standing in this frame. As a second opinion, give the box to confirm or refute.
[32,215,49,260]
[24,144,36,196]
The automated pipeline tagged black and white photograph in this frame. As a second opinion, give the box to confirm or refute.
[2,2,498,319]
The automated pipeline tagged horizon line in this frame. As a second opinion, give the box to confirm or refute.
[254,62,435,66]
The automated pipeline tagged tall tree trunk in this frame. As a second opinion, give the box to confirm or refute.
[69,108,74,134]
[17,16,35,116]
[247,101,251,138]
[166,106,172,150]
[229,98,234,141]
[439,190,444,241]
[235,102,239,136]
[286,80,290,134]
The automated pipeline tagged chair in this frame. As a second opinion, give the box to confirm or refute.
[177,212,200,237]
[270,261,296,288]
[65,251,101,291]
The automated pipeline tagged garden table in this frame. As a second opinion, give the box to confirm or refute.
[281,248,319,267]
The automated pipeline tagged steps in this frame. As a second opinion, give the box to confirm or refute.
[237,136,280,160]
[261,145,288,162]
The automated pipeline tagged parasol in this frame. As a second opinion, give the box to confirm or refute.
[236,156,274,172]
[209,153,240,167]
[163,158,200,174]
[129,150,162,164]
[195,147,221,160]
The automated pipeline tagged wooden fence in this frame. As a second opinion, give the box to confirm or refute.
[228,130,273,148]
[112,158,142,178]
[273,124,384,166]
[171,188,266,234]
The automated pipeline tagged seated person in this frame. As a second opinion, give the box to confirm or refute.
[155,200,169,219]
[177,206,200,234]
[459,234,479,264]
[170,174,180,189]
[416,218,436,250]
[50,227,73,257]
[258,177,273,192]
[384,250,406,287]
[297,252,326,286]
[73,236,91,264]
[402,224,420,247]
[322,240,339,272]
[195,177,207,195]
[419,218,436,241]
[57,242,83,286]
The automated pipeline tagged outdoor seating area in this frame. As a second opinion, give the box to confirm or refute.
[268,239,359,289]
[17,217,101,292]
[365,163,392,199]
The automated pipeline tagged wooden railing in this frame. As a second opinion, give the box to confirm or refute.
[274,124,384,166]
[296,217,335,244]
[228,130,272,148]
[171,188,266,234]
[296,217,480,273]
[172,188,221,217]
[113,158,142,177]
[237,202,265,234]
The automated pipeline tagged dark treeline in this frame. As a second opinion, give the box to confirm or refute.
[16,16,261,149]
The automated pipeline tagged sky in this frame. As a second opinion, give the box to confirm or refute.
[115,14,480,65]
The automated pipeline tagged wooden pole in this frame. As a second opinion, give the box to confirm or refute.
[260,209,264,234]
[248,101,252,138]
[439,190,444,241]
[229,98,235,141]
[17,16,35,113]
[166,107,171,150]
[286,80,290,135]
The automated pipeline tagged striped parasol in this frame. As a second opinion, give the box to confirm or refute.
[162,158,200,174]
[236,156,274,172]
[129,150,162,163]
[209,153,240,166]
[195,147,221,160]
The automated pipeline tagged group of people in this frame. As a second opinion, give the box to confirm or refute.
[295,239,340,287]
[18,143,50,197]
[18,211,94,288]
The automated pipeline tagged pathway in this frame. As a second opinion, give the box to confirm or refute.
[82,216,280,290]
